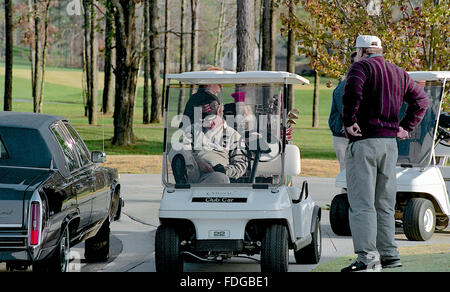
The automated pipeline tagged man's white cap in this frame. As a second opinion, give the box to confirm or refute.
[355,35,382,49]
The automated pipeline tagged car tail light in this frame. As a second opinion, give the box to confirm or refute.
[30,202,40,246]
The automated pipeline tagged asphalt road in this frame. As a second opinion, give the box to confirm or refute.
[82,174,450,272]
[1,174,449,272]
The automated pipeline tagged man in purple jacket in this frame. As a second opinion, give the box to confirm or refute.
[341,35,429,272]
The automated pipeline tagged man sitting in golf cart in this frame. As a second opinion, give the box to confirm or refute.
[171,98,248,184]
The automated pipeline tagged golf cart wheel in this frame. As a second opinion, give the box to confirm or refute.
[403,198,436,241]
[330,194,352,236]
[261,224,289,273]
[155,225,183,272]
[294,216,322,264]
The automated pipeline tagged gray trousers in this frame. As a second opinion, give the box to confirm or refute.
[333,136,349,172]
[345,138,400,264]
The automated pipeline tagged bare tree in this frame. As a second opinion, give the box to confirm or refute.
[111,0,141,146]
[236,0,255,72]
[161,0,170,115]
[149,0,162,124]
[3,0,13,111]
[103,0,115,114]
[286,0,296,111]
[177,0,186,115]
[190,0,199,71]
[213,0,226,66]
[39,0,51,114]
[82,0,98,125]
[143,0,150,124]
[312,46,319,128]
[261,0,275,71]
[32,0,42,113]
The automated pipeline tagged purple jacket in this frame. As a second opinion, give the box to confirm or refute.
[342,55,429,143]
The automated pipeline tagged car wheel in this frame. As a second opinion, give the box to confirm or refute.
[84,219,110,262]
[110,189,121,221]
[114,198,123,221]
[155,225,183,272]
[330,193,352,236]
[294,216,322,264]
[261,224,289,273]
[403,198,436,241]
[33,226,70,273]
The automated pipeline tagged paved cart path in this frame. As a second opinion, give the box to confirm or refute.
[99,175,450,272]
[1,174,448,272]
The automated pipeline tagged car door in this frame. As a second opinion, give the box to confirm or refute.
[51,122,94,229]
[63,122,110,225]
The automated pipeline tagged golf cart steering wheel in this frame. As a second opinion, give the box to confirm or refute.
[245,132,281,163]
[437,126,450,147]
[437,113,450,147]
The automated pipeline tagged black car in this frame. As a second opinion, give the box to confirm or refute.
[0,112,122,272]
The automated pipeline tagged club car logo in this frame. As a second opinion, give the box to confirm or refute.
[192,197,247,203]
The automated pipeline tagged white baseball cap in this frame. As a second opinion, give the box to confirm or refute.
[355,35,382,49]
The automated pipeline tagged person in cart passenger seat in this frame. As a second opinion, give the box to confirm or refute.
[171,99,248,185]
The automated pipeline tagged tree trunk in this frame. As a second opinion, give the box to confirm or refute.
[89,0,98,126]
[33,0,43,113]
[82,41,88,117]
[261,0,275,71]
[161,0,170,118]
[38,0,51,114]
[143,0,150,124]
[28,0,35,95]
[3,0,13,111]
[112,0,140,146]
[236,0,255,72]
[213,0,225,66]
[177,0,186,115]
[149,0,162,124]
[83,0,91,117]
[103,0,115,114]
[312,69,320,128]
[83,0,97,125]
[287,1,296,112]
[190,0,199,71]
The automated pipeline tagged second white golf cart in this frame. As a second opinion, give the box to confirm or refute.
[155,71,322,272]
[331,71,450,241]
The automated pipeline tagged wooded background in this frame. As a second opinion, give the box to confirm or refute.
[1,0,448,148]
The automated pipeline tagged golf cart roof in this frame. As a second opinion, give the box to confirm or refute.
[167,71,310,85]
[408,71,450,81]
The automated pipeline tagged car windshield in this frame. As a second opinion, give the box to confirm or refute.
[163,84,286,187]
[397,80,446,167]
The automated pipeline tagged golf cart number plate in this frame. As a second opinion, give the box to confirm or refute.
[209,230,230,238]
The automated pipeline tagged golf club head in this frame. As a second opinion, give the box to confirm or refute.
[288,112,299,120]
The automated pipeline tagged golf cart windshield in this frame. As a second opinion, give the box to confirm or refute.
[162,71,309,188]
[397,72,449,167]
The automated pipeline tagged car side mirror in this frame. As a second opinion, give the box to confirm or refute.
[92,151,106,163]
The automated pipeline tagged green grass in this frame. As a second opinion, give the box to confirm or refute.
[312,252,450,272]
[0,66,337,159]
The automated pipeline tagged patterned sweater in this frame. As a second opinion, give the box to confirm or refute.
[342,55,429,143]
[183,122,248,179]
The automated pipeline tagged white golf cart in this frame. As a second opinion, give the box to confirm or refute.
[155,71,322,272]
[330,71,450,241]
